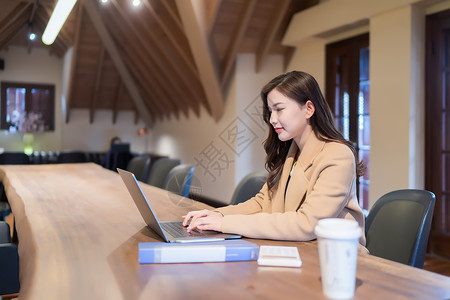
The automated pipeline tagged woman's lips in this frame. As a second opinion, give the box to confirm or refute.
[274,127,283,133]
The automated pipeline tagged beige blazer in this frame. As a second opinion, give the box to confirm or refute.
[217,133,366,246]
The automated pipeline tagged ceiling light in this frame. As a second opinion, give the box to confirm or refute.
[132,0,141,7]
[28,23,36,41]
[100,0,108,3]
[42,0,77,45]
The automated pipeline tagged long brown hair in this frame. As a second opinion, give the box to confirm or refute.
[261,71,365,191]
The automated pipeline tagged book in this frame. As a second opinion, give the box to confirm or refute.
[257,245,302,267]
[139,240,259,264]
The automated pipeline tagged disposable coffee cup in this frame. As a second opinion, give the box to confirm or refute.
[314,218,361,299]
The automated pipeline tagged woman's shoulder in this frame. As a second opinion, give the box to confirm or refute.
[321,140,354,159]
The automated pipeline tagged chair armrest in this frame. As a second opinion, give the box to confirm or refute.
[0,243,20,295]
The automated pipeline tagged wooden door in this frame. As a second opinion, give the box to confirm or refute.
[426,9,450,259]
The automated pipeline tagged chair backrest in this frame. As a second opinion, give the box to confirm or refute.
[231,171,268,205]
[126,155,151,182]
[163,164,195,197]
[365,189,435,268]
[57,151,87,163]
[146,158,181,188]
[0,221,19,295]
[0,152,30,164]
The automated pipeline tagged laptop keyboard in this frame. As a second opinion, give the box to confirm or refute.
[161,221,203,238]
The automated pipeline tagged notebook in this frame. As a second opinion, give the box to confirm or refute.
[117,168,242,243]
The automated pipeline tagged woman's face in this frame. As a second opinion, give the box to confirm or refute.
[267,89,314,146]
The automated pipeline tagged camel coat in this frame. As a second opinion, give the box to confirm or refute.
[216,133,366,246]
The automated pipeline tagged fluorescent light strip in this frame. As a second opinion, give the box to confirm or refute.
[42,0,77,45]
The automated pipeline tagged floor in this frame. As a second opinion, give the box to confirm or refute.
[423,254,450,277]
[3,213,450,278]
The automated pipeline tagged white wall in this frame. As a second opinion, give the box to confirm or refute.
[370,5,425,202]
[0,46,63,152]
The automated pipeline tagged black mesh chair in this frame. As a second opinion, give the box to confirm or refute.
[146,158,181,189]
[0,221,19,296]
[0,152,30,165]
[56,151,87,163]
[365,189,435,268]
[163,164,195,198]
[126,155,151,182]
[230,171,267,205]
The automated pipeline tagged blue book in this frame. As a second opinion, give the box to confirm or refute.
[139,240,259,264]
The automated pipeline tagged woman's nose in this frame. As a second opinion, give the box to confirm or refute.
[269,111,277,125]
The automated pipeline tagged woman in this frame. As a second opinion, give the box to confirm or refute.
[183,71,366,245]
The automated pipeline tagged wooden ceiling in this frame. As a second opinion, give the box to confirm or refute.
[0,0,319,126]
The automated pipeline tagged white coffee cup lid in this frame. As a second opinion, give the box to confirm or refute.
[314,218,361,240]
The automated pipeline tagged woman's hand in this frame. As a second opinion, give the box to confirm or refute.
[182,210,224,232]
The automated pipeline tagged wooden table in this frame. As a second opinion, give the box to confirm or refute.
[1,163,449,300]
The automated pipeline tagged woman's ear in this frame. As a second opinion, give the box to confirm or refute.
[305,100,315,119]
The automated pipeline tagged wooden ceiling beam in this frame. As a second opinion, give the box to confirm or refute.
[89,45,105,123]
[82,0,155,127]
[205,0,222,37]
[143,0,199,79]
[28,0,39,23]
[220,0,256,88]
[66,2,83,123]
[0,3,31,33]
[255,0,290,73]
[102,1,174,120]
[158,0,184,32]
[100,4,176,121]
[119,1,201,117]
[175,0,224,121]
[107,0,177,119]
[130,9,201,117]
[0,14,28,50]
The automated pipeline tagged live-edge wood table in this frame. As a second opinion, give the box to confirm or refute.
[1,163,449,300]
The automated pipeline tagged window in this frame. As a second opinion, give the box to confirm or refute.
[1,82,55,132]
[326,33,370,209]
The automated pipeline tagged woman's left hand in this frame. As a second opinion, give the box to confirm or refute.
[182,210,224,232]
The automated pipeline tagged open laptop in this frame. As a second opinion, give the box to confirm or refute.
[117,168,241,243]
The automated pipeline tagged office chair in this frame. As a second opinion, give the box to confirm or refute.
[57,151,87,163]
[365,189,435,268]
[230,171,268,205]
[163,164,195,198]
[0,221,20,296]
[146,158,181,189]
[126,155,151,182]
[0,152,30,165]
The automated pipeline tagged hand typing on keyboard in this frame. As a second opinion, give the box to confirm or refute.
[182,209,224,233]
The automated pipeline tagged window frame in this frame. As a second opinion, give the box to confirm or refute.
[325,33,370,209]
[0,81,55,131]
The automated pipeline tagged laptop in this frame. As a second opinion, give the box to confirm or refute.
[117,168,241,243]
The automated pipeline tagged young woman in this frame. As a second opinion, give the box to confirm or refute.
[183,71,366,245]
